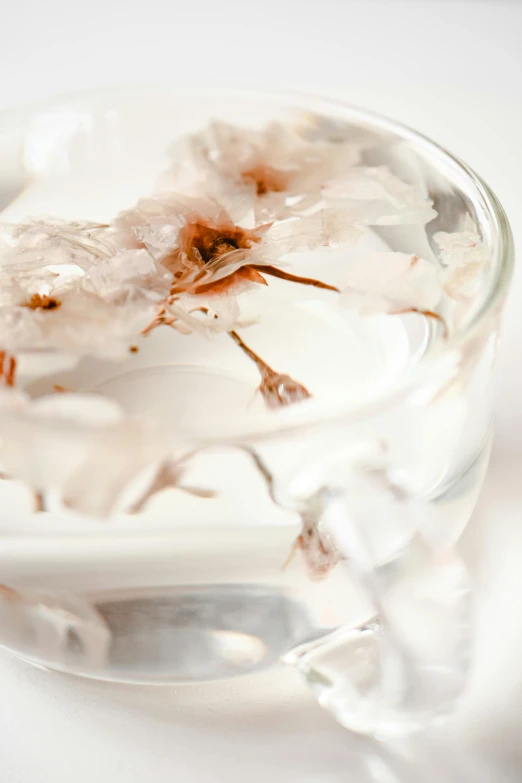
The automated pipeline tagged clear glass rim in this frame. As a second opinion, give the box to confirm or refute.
[0,85,515,441]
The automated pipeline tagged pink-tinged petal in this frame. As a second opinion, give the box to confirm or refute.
[125,459,214,513]
[0,289,152,359]
[434,216,490,301]
[434,215,488,268]
[323,166,437,226]
[126,460,183,513]
[0,218,117,272]
[263,210,362,257]
[443,262,485,301]
[82,248,172,303]
[285,510,340,580]
[0,389,170,518]
[340,252,442,315]
[116,194,272,293]
[0,218,159,363]
[61,423,165,518]
[163,120,362,221]
[30,392,124,425]
[162,292,246,336]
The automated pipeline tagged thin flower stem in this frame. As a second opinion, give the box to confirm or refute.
[249,265,340,292]
[394,308,448,338]
[0,352,16,387]
[229,330,269,375]
[240,445,278,504]
[229,330,311,408]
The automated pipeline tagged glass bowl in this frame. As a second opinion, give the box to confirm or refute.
[0,87,513,738]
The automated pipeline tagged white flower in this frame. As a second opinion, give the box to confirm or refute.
[163,121,436,227]
[434,215,489,300]
[81,248,171,305]
[0,219,162,361]
[147,293,249,338]
[118,193,356,336]
[323,166,437,226]
[340,252,444,326]
[0,218,117,272]
[229,330,311,409]
[0,389,172,517]
[0,286,151,359]
[162,120,362,223]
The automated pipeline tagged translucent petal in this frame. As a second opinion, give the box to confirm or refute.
[164,120,362,221]
[340,252,442,315]
[434,216,490,301]
[0,389,168,517]
[324,166,437,226]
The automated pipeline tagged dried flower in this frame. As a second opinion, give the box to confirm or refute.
[323,165,437,226]
[0,220,162,362]
[0,116,488,527]
[283,496,340,580]
[434,215,489,300]
[0,284,151,359]
[229,330,311,409]
[0,389,172,517]
[164,121,436,227]
[340,251,444,328]
[121,194,352,337]
[81,247,172,305]
[127,459,215,514]
[0,218,115,272]
[118,194,352,288]
[163,121,361,222]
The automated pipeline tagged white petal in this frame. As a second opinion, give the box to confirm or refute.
[340,252,442,314]
[165,293,244,336]
[0,218,116,272]
[82,248,171,302]
[324,166,437,226]
[164,120,363,221]
[30,392,124,425]
[61,420,165,517]
[263,210,361,257]
[434,215,489,303]
[0,389,168,518]
[434,215,488,268]
[0,290,150,358]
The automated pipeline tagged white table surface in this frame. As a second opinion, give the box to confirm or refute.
[1,1,522,780]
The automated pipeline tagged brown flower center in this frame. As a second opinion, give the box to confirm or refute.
[187,223,251,264]
[174,222,262,273]
[161,218,266,296]
[241,164,288,196]
[23,294,61,311]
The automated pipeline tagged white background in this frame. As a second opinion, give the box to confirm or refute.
[1,1,522,780]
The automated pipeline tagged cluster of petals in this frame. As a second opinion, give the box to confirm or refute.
[0,118,489,515]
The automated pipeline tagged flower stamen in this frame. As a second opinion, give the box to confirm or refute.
[23,294,61,311]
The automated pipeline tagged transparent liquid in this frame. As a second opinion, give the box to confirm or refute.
[0,435,486,688]
[0,176,486,696]
[0,93,496,737]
